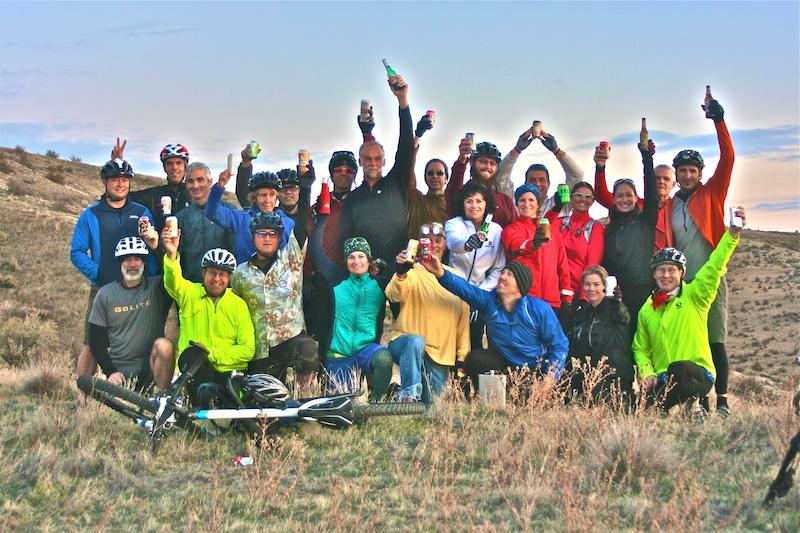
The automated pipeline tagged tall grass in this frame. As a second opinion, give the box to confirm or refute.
[1,354,797,531]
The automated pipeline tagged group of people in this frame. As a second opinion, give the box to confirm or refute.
[72,73,742,420]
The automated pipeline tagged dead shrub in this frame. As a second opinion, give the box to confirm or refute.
[45,167,66,184]
[0,156,12,174]
[0,313,60,367]
[45,149,59,159]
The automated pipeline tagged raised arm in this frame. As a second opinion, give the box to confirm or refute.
[445,137,471,217]
[496,128,535,197]
[235,144,257,208]
[704,99,735,197]
[592,144,613,209]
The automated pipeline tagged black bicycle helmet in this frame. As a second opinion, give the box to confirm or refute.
[249,211,284,233]
[201,248,237,273]
[248,171,282,192]
[244,374,290,407]
[672,150,705,170]
[276,168,300,187]
[650,247,687,270]
[100,159,134,179]
[471,141,502,163]
[328,150,358,177]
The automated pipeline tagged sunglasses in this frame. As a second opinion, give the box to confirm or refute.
[613,178,636,188]
[420,223,444,236]
[571,192,594,200]
[333,166,355,176]
[254,230,279,238]
[426,170,445,177]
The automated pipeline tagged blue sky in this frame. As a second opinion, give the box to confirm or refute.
[1,1,798,230]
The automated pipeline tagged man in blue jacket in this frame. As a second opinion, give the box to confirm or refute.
[71,159,156,391]
[420,255,568,388]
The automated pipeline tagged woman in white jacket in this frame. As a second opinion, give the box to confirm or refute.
[445,181,506,349]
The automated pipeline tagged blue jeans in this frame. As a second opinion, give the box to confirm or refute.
[388,334,450,405]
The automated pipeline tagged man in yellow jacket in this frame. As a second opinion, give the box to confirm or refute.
[633,208,744,419]
[161,227,255,400]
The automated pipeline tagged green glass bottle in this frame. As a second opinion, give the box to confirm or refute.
[382,59,400,89]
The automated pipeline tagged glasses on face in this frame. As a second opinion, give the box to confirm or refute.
[420,223,444,236]
[333,166,355,176]
[655,265,681,275]
[281,184,299,191]
[571,192,594,200]
[426,170,445,177]
[254,230,279,238]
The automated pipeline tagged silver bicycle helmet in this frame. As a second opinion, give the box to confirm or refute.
[245,374,290,406]
[650,247,687,270]
[201,248,237,273]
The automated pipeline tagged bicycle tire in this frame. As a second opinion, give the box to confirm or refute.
[352,402,426,420]
[78,375,156,417]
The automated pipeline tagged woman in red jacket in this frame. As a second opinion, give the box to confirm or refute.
[545,182,605,299]
[501,184,573,313]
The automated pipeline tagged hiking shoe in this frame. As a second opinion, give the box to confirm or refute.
[717,405,730,419]
[684,399,706,424]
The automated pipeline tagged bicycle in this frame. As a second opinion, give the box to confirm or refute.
[77,343,425,453]
[762,390,800,507]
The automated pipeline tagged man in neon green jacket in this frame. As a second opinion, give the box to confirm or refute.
[633,208,744,415]
[161,226,255,396]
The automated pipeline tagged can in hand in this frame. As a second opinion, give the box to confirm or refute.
[425,110,436,127]
[599,141,611,159]
[557,183,571,203]
[360,100,371,121]
[419,238,432,260]
[249,141,260,160]
[298,150,310,174]
[538,218,551,240]
[138,216,151,235]
[466,133,476,152]
[532,120,543,138]
[161,195,172,215]
[605,275,617,297]
[166,216,178,238]
[227,153,235,173]
[406,239,419,261]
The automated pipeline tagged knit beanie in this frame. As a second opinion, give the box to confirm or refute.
[343,237,371,258]
[504,261,533,295]
[514,183,541,204]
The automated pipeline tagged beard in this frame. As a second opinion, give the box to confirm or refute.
[121,263,145,283]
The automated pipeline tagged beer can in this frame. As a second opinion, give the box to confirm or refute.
[538,218,551,240]
[360,99,371,121]
[227,153,235,173]
[138,216,150,234]
[160,195,172,215]
[298,150,310,174]
[425,110,436,127]
[532,120,543,137]
[466,133,476,152]
[557,183,571,203]
[233,456,254,466]
[249,141,259,160]
[419,238,432,260]
[166,216,178,238]
[406,239,419,261]
[729,206,743,228]
[605,275,617,297]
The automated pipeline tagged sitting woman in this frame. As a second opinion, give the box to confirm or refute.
[310,214,393,401]
[565,265,634,406]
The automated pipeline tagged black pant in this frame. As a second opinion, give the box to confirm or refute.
[645,360,713,411]
[247,333,319,382]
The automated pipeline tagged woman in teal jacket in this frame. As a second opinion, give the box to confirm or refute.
[310,214,393,401]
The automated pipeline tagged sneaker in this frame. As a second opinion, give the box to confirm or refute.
[684,399,706,424]
[716,405,730,419]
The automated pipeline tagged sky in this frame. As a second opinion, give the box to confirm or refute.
[1,1,798,231]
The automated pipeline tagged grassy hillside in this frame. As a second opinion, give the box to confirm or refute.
[0,147,798,530]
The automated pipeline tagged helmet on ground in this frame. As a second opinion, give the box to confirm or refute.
[160,143,190,164]
[672,150,704,170]
[244,374,290,406]
[100,159,134,179]
[471,142,502,163]
[650,247,687,270]
[250,211,284,234]
[248,171,282,192]
[328,151,358,177]
[201,248,237,273]
[115,236,149,258]
[276,168,300,187]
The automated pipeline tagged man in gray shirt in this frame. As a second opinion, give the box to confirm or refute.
[86,237,175,391]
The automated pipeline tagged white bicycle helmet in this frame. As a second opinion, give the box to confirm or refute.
[115,236,149,258]
[245,374,290,406]
[650,247,687,270]
[201,248,237,273]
